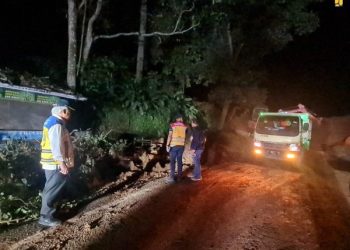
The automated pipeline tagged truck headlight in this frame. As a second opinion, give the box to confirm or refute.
[254,141,262,147]
[286,153,296,159]
[289,144,300,152]
[254,149,262,155]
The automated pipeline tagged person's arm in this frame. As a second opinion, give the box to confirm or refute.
[201,129,207,149]
[166,124,173,145]
[166,124,174,152]
[166,130,173,149]
[166,131,172,145]
[188,128,194,152]
[188,128,193,141]
[65,129,75,168]
[48,124,68,174]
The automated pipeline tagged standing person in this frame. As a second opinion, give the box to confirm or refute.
[188,119,206,181]
[166,114,187,183]
[38,99,75,227]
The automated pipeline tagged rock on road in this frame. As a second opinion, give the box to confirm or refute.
[7,152,350,250]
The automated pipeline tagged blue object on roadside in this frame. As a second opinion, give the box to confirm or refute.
[0,130,42,142]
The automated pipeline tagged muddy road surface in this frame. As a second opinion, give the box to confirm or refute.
[4,151,350,250]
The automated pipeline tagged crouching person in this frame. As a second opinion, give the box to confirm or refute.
[39,99,74,227]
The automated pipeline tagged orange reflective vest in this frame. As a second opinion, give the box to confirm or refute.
[169,121,187,147]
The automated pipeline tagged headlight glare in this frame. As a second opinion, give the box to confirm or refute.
[254,141,262,147]
[289,144,300,152]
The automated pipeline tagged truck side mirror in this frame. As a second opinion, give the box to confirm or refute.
[302,123,309,132]
[252,107,268,122]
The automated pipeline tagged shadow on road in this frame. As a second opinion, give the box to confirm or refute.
[86,170,237,250]
[298,151,350,250]
[327,158,350,172]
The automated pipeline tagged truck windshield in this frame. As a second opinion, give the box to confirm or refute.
[256,115,300,137]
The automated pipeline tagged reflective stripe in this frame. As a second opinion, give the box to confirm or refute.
[171,137,186,146]
[40,158,56,161]
[170,122,187,146]
[41,164,59,170]
[40,159,58,163]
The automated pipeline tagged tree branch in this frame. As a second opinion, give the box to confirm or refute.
[143,23,199,37]
[82,0,103,65]
[172,3,195,33]
[94,3,198,42]
[94,22,199,41]
[77,0,87,75]
[88,0,103,29]
[78,0,87,11]
[94,32,139,40]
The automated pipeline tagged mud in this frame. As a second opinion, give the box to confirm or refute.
[2,151,350,250]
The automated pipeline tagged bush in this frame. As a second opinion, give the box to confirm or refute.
[0,141,42,188]
[0,141,42,227]
[101,82,200,138]
[101,109,170,138]
[71,130,128,178]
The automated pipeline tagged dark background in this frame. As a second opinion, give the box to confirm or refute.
[0,0,67,69]
[264,1,350,116]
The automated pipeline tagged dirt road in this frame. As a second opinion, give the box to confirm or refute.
[5,151,350,250]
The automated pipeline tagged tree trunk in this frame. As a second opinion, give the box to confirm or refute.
[218,100,231,130]
[233,43,244,67]
[77,0,87,76]
[227,106,240,123]
[226,23,233,57]
[135,0,147,82]
[67,0,77,90]
[82,0,103,68]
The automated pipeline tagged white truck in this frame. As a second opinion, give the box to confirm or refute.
[252,104,314,165]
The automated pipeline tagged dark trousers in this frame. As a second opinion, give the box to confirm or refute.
[169,146,184,179]
[192,149,204,179]
[40,169,68,219]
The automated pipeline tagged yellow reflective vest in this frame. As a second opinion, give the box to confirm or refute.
[40,116,63,166]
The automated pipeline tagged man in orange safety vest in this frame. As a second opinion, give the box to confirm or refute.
[166,114,187,183]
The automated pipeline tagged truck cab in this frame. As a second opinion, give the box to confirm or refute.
[253,112,312,164]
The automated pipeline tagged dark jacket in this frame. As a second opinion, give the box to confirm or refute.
[190,127,206,150]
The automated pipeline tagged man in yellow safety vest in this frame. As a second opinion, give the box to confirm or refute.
[38,99,74,227]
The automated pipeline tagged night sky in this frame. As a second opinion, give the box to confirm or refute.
[0,0,139,69]
[264,1,350,116]
[0,0,67,68]
[0,0,350,117]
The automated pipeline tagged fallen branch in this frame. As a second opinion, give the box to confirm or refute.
[0,216,38,226]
